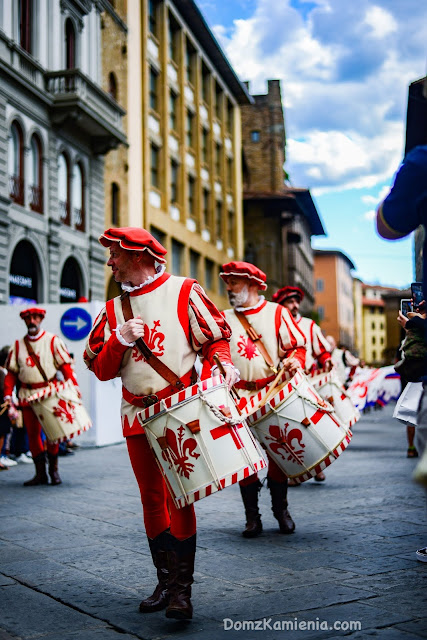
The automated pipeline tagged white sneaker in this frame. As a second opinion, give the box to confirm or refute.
[16,453,33,464]
[0,456,18,467]
[416,547,427,562]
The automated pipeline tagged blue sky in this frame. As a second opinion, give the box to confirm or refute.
[198,0,427,288]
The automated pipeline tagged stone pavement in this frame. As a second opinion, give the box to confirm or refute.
[0,403,426,640]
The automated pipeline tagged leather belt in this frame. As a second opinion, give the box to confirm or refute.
[21,378,55,390]
[122,369,195,408]
[234,374,276,391]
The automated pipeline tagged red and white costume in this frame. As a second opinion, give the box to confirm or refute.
[5,329,77,457]
[220,262,306,489]
[85,228,233,543]
[294,315,331,372]
[223,300,306,400]
[84,273,232,437]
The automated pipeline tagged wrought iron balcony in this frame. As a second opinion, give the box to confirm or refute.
[9,175,24,205]
[45,69,127,154]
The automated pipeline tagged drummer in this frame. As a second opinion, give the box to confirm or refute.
[4,308,80,486]
[84,227,238,621]
[272,285,332,483]
[220,262,306,538]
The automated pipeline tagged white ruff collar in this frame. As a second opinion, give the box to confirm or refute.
[235,296,265,313]
[27,330,45,341]
[121,264,166,293]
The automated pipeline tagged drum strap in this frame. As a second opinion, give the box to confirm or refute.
[120,292,186,391]
[24,336,49,382]
[233,310,277,373]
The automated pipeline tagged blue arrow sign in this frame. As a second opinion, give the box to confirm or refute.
[60,307,92,341]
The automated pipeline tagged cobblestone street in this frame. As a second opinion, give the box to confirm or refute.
[0,403,426,640]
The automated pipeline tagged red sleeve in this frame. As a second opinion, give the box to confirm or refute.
[59,363,78,386]
[84,332,128,381]
[201,338,233,367]
[4,371,18,398]
[318,351,332,367]
[285,345,306,369]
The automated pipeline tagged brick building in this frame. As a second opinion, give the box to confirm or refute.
[112,0,251,310]
[100,1,129,300]
[314,249,356,349]
[241,79,325,314]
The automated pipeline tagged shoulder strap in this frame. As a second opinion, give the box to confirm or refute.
[120,292,185,391]
[233,310,277,372]
[24,336,49,382]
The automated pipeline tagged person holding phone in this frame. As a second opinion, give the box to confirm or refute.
[376,148,427,562]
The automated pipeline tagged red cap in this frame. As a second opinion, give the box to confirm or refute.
[20,307,46,319]
[220,261,267,290]
[272,286,305,305]
[99,227,167,264]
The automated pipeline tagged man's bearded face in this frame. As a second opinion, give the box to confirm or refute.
[226,277,250,308]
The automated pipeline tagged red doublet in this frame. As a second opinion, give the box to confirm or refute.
[296,316,331,372]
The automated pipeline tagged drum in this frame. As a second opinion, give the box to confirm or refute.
[310,368,360,430]
[246,369,352,482]
[137,375,267,509]
[23,379,92,444]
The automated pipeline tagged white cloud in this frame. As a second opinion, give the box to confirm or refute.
[364,6,397,39]
[361,185,390,205]
[363,209,376,221]
[213,0,427,193]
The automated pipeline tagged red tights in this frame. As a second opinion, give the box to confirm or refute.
[239,453,286,487]
[22,407,59,458]
[126,434,196,541]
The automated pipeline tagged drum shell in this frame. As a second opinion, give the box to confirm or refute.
[311,370,360,430]
[247,371,351,482]
[137,376,267,509]
[30,380,92,444]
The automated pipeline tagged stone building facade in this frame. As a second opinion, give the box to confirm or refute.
[119,0,250,309]
[241,79,325,314]
[0,0,126,305]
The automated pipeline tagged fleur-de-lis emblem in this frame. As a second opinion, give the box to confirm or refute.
[52,399,76,424]
[132,320,165,362]
[237,334,259,360]
[265,422,305,465]
[26,355,37,367]
[162,425,200,478]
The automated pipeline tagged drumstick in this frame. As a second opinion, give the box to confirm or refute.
[257,350,298,409]
[0,403,9,416]
[213,353,241,402]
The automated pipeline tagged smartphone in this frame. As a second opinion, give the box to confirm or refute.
[401,299,413,317]
[411,282,424,309]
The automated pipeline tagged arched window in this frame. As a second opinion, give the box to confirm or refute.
[60,257,82,303]
[58,153,70,225]
[73,162,85,231]
[111,182,120,225]
[29,134,43,213]
[65,18,76,69]
[108,72,118,100]
[8,121,25,205]
[9,240,42,303]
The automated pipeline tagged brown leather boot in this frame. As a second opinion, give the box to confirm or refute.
[268,477,295,534]
[139,529,170,613]
[165,534,196,620]
[47,453,62,485]
[240,480,263,538]
[23,453,48,486]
